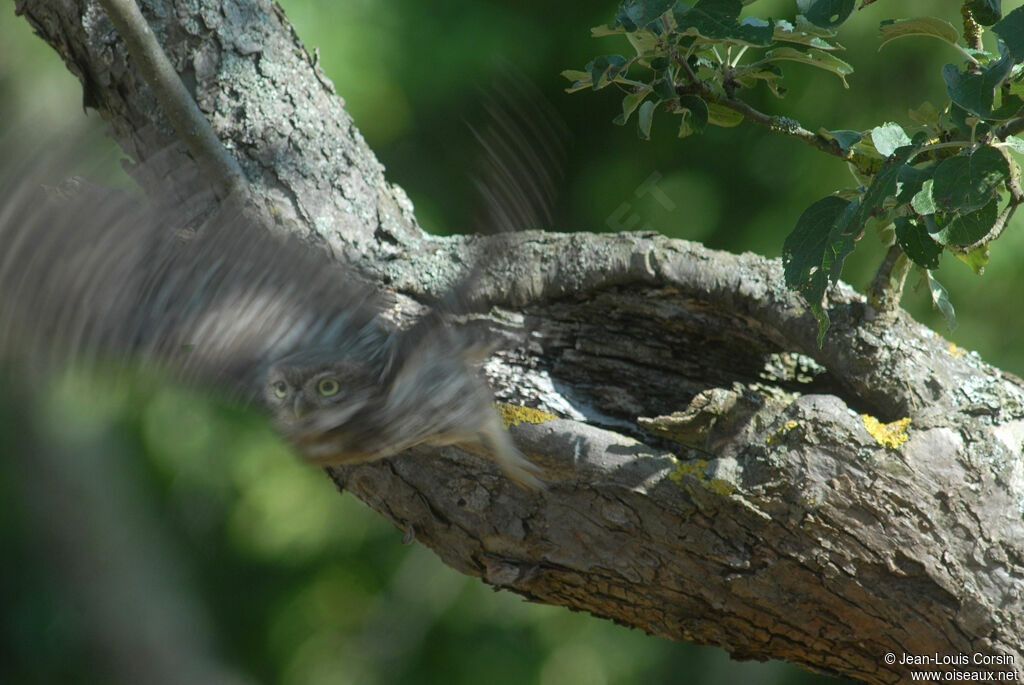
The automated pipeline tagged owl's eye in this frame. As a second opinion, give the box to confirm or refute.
[272,381,288,399]
[317,378,340,396]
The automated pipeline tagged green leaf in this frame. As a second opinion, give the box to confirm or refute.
[764,47,853,87]
[910,179,937,214]
[926,271,957,331]
[871,122,911,157]
[780,142,913,341]
[877,17,960,50]
[931,146,1009,215]
[992,7,1024,61]
[652,75,677,99]
[616,0,676,31]
[613,89,651,125]
[673,0,774,47]
[966,0,1002,27]
[856,145,919,236]
[894,217,941,269]
[735,64,786,97]
[943,53,1014,117]
[956,245,990,274]
[826,129,863,150]
[990,94,1024,120]
[783,195,851,291]
[927,200,999,246]
[626,28,661,55]
[782,195,855,343]
[650,55,671,70]
[637,99,656,139]
[797,0,855,29]
[1004,136,1024,154]
[562,69,593,93]
[772,18,841,50]
[591,24,627,37]
[587,55,629,90]
[676,95,709,138]
[706,103,744,127]
[908,101,940,127]
[897,164,932,203]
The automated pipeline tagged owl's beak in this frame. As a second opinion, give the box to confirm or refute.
[293,396,306,420]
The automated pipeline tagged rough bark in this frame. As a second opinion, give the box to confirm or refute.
[14,0,1024,682]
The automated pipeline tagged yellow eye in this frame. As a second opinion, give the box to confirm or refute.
[272,381,288,399]
[317,378,340,396]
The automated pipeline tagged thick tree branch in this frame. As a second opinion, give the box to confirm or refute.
[15,1,1024,683]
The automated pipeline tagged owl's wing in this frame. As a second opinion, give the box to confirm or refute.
[467,67,569,235]
[0,157,391,400]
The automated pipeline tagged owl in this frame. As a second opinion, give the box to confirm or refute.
[262,341,542,487]
[0,158,543,489]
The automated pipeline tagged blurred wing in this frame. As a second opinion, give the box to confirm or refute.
[0,156,391,399]
[468,68,569,235]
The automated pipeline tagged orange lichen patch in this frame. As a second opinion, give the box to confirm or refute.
[669,459,734,495]
[861,415,911,449]
[499,404,559,427]
[947,342,965,358]
[766,420,798,445]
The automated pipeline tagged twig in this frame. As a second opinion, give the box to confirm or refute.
[675,55,875,175]
[867,244,911,312]
[96,0,250,203]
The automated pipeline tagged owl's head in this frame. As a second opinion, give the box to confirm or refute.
[262,352,385,459]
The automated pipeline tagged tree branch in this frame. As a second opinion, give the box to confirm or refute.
[15,1,1024,682]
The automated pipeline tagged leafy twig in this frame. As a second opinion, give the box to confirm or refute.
[674,55,875,174]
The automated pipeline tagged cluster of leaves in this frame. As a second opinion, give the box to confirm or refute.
[563,0,1024,343]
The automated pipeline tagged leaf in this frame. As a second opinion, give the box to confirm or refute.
[591,24,626,37]
[956,245,990,274]
[626,28,661,55]
[931,146,1009,215]
[673,0,774,47]
[966,0,1002,27]
[907,101,940,127]
[613,89,651,125]
[676,95,709,137]
[943,53,1014,117]
[926,271,957,331]
[910,179,937,215]
[927,200,999,246]
[735,64,786,97]
[637,99,656,139]
[992,6,1024,61]
[894,217,941,269]
[871,122,911,157]
[764,47,853,87]
[897,164,932,203]
[855,145,919,242]
[1004,136,1024,154]
[990,94,1024,120]
[781,143,914,341]
[652,75,677,99]
[706,103,744,127]
[782,195,854,343]
[562,69,593,93]
[616,0,676,31]
[587,55,629,90]
[797,0,855,29]
[878,17,960,50]
[825,129,863,150]
[772,18,841,50]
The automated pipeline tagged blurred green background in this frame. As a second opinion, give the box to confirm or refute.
[3,1,1023,683]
